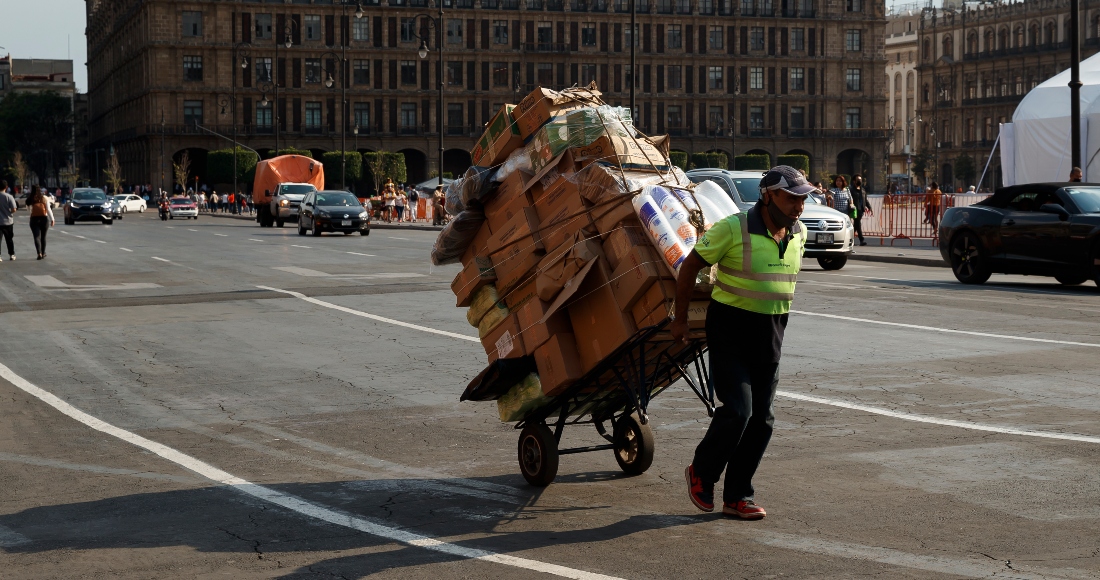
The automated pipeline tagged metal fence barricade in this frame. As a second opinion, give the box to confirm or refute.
[862,193,990,245]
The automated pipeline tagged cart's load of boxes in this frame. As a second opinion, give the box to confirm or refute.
[432,84,740,422]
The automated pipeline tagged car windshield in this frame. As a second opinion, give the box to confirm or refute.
[73,190,107,201]
[170,199,191,205]
[279,185,316,195]
[112,195,127,201]
[1065,188,1100,213]
[729,178,762,202]
[315,193,361,207]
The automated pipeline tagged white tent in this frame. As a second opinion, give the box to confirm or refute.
[1000,52,1100,185]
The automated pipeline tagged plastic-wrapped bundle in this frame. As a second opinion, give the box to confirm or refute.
[632,191,691,274]
[466,285,505,327]
[693,180,740,217]
[494,145,534,183]
[444,179,465,215]
[566,105,633,147]
[668,187,711,230]
[690,191,728,228]
[648,186,699,248]
[446,166,497,215]
[430,209,485,265]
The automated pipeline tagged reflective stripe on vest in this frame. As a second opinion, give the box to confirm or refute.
[710,212,802,314]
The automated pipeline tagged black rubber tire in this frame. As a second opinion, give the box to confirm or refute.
[359,229,370,236]
[298,224,307,236]
[613,412,655,475]
[102,219,113,225]
[949,232,992,284]
[518,423,559,487]
[1055,273,1088,285]
[138,206,145,213]
[276,219,285,228]
[817,255,848,270]
[312,222,322,237]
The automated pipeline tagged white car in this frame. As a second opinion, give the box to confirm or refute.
[113,194,147,213]
[686,168,854,270]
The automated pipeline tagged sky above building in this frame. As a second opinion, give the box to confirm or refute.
[1,0,88,92]
[1,0,946,96]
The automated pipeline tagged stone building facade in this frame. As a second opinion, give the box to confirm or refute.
[86,0,887,192]
[916,0,1100,191]
[885,12,919,187]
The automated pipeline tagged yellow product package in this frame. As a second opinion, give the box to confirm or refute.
[466,284,505,327]
[496,373,550,422]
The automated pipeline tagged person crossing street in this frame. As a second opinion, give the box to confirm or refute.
[671,165,810,520]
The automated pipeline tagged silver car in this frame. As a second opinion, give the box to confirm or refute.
[271,183,317,227]
[686,168,854,270]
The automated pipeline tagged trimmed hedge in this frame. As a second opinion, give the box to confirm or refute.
[273,148,312,158]
[734,154,771,170]
[321,151,363,188]
[669,151,689,171]
[690,152,728,170]
[207,147,259,184]
[776,154,810,176]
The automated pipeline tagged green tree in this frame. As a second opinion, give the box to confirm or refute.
[321,151,363,189]
[208,147,259,184]
[0,92,73,185]
[911,150,933,183]
[362,152,407,195]
[953,154,977,186]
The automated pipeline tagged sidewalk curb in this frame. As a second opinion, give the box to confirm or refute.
[204,212,444,232]
[848,252,947,268]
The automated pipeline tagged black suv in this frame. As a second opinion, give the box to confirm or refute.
[298,190,371,236]
[64,188,115,225]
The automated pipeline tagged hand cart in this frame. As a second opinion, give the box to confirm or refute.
[514,318,715,486]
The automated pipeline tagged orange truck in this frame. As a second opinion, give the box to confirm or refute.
[252,155,325,227]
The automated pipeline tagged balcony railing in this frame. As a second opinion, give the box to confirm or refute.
[959,41,1071,62]
[398,127,421,136]
[524,42,571,53]
[666,126,688,136]
[446,126,466,136]
[547,0,565,9]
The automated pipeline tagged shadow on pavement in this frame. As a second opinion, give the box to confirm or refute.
[0,475,704,577]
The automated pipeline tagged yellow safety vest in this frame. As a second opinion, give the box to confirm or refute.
[711,212,804,315]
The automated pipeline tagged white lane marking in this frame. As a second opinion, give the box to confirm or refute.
[0,524,30,548]
[291,244,312,249]
[151,257,171,262]
[24,275,161,291]
[258,286,478,342]
[248,239,263,242]
[790,310,1100,348]
[165,226,174,229]
[346,251,376,257]
[214,233,228,237]
[93,239,107,244]
[778,391,1100,444]
[0,362,621,580]
[271,267,424,280]
[119,247,133,252]
[187,228,198,232]
[387,236,409,240]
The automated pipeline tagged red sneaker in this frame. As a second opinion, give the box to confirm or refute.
[684,465,714,512]
[723,500,766,520]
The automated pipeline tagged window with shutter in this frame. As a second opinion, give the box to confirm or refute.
[727,26,736,55]
[740,26,748,54]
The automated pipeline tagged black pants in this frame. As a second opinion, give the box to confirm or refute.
[0,224,13,256]
[29,216,49,256]
[693,330,780,503]
[854,215,865,242]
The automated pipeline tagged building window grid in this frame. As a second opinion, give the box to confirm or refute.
[447,19,463,43]
[668,25,682,49]
[305,102,322,130]
[401,61,417,85]
[354,103,370,131]
[353,17,370,41]
[183,55,203,81]
[304,15,322,41]
[845,107,861,129]
[183,100,203,126]
[493,62,509,86]
[791,106,805,129]
[305,59,322,84]
[401,18,416,42]
[582,24,596,46]
[708,26,723,50]
[493,20,509,44]
[581,63,597,85]
[256,103,273,128]
[749,106,764,129]
[447,61,463,86]
[668,65,682,89]
[707,66,723,89]
[749,67,764,90]
[256,58,272,83]
[400,103,417,133]
[667,105,683,130]
[791,28,805,51]
[790,67,804,91]
[353,60,370,85]
[182,11,203,37]
[846,68,861,92]
[255,14,273,40]
[846,0,862,12]
[750,27,765,50]
[846,29,861,51]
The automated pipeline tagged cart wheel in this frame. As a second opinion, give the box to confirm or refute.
[613,412,655,475]
[518,423,559,487]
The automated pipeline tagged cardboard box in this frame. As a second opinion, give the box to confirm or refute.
[535,231,603,302]
[461,221,494,265]
[631,280,676,327]
[515,294,573,352]
[504,278,537,310]
[491,242,542,296]
[482,311,527,363]
[535,333,585,396]
[511,86,602,140]
[452,255,496,307]
[528,119,571,176]
[636,303,670,328]
[527,151,577,209]
[588,201,636,237]
[601,220,648,270]
[484,171,533,231]
[472,104,522,168]
[537,191,592,251]
[486,206,540,254]
[686,300,709,329]
[610,246,668,311]
[565,260,638,373]
[571,134,670,172]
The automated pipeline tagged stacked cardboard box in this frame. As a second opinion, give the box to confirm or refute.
[448,85,705,420]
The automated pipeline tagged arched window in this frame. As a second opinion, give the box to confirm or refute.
[967,32,978,54]
[942,34,953,59]
[894,72,902,97]
[1029,24,1039,46]
[923,38,931,60]
[1015,26,1024,48]
[1094,15,1100,39]
[1015,75,1023,95]
[907,71,916,95]
[1045,21,1056,45]
[984,29,994,52]
[999,27,1008,50]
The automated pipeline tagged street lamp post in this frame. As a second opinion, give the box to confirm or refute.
[411,7,444,189]
[320,50,348,190]
[230,42,252,197]
[273,18,299,155]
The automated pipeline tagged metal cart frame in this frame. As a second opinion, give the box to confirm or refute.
[515,318,716,486]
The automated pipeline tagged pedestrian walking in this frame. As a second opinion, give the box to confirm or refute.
[408,187,420,222]
[432,186,446,226]
[674,165,810,520]
[848,175,872,246]
[210,192,219,213]
[0,179,17,261]
[924,181,943,230]
[227,192,235,214]
[827,175,853,216]
[25,185,55,260]
[383,183,396,223]
[395,190,407,223]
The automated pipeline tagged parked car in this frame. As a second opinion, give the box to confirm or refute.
[298,190,371,236]
[168,196,199,219]
[64,188,115,225]
[113,194,147,213]
[686,168,854,269]
[939,183,1100,286]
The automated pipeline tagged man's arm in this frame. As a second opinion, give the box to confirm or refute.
[670,249,709,342]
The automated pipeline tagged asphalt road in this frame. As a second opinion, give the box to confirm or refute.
[1,212,1099,579]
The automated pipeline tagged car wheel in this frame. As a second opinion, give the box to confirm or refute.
[102,219,113,225]
[312,222,322,237]
[817,255,848,270]
[121,206,127,214]
[359,229,370,236]
[138,206,145,213]
[1055,273,1088,285]
[276,219,285,228]
[298,223,307,236]
[949,231,992,284]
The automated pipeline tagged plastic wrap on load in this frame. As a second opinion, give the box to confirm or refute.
[460,355,537,402]
[430,209,485,266]
[477,301,510,338]
[693,179,740,218]
[466,285,505,327]
[461,165,499,206]
[668,187,712,230]
[566,105,633,147]
[572,163,691,205]
[494,144,534,183]
[444,179,465,215]
[496,373,550,422]
[632,187,694,275]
